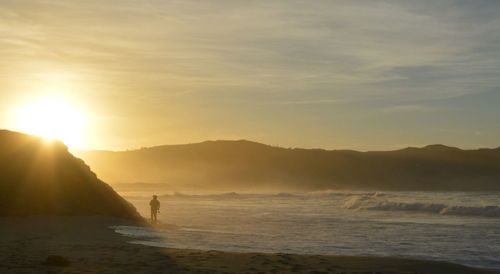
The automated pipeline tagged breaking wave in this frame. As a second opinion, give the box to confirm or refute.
[343,194,500,218]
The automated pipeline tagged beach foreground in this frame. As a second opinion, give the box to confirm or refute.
[0,217,498,274]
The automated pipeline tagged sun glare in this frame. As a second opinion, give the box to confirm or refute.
[14,97,87,149]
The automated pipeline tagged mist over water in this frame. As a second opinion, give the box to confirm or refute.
[115,191,500,269]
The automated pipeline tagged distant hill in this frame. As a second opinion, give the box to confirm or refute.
[76,140,500,192]
[0,130,142,220]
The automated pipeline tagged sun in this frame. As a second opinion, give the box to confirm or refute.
[13,97,87,149]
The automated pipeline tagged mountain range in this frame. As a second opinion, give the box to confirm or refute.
[76,140,500,192]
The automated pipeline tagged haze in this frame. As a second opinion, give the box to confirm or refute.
[1,2,500,272]
[1,0,500,151]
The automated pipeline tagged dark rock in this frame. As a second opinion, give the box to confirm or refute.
[0,130,143,221]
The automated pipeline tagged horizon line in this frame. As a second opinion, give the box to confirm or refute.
[74,139,500,154]
[3,129,499,153]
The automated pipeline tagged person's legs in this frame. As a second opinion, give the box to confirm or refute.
[151,211,158,224]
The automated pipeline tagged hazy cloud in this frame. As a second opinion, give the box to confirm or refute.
[0,0,499,149]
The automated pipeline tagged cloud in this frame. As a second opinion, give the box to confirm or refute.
[381,104,437,113]
[1,0,499,149]
[1,0,499,100]
[264,99,339,106]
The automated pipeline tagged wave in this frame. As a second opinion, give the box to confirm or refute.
[154,191,304,199]
[149,190,384,199]
[111,225,160,239]
[163,192,270,199]
[343,194,500,218]
[305,190,386,198]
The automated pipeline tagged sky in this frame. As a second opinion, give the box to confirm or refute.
[0,0,499,151]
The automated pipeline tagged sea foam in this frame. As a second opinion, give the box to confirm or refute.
[343,194,500,217]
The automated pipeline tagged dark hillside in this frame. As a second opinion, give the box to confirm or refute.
[0,130,142,220]
[77,140,500,192]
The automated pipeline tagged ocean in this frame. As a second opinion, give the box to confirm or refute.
[114,191,500,269]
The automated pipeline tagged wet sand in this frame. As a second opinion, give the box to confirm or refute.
[0,216,498,274]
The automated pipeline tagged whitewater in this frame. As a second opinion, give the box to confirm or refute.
[115,191,500,269]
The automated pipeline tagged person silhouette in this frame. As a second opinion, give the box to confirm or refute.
[149,195,160,224]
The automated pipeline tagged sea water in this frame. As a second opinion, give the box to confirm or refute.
[114,191,500,269]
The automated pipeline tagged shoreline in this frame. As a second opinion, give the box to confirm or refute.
[1,216,498,274]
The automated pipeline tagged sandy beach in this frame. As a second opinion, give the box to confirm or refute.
[1,216,498,274]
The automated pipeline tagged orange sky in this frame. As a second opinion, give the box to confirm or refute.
[1,1,499,151]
